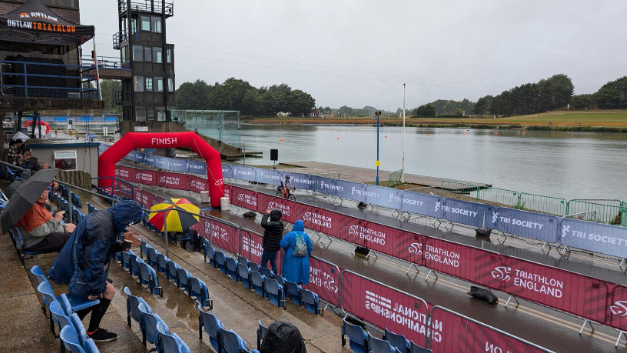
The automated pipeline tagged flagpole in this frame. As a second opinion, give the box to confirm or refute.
[401,83,406,183]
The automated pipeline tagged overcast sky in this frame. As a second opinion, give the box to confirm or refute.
[81,0,627,111]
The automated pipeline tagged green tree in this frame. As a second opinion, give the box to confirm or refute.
[571,94,595,109]
[454,108,463,116]
[99,80,122,113]
[595,76,627,109]
[175,80,211,110]
[474,96,492,117]
[414,104,436,117]
[208,78,256,113]
[288,89,316,116]
[537,74,574,111]
[339,105,354,116]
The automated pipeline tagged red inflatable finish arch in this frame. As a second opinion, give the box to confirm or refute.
[99,132,225,207]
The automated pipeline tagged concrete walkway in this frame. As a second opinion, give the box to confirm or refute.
[279,161,491,188]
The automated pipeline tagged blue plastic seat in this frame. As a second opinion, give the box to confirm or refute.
[139,239,149,260]
[264,278,285,309]
[226,257,238,280]
[157,322,191,353]
[237,263,251,289]
[30,266,49,313]
[70,312,88,347]
[237,256,249,266]
[176,268,193,294]
[12,228,40,261]
[147,247,160,267]
[49,301,72,339]
[215,251,227,273]
[189,277,212,308]
[284,281,301,305]
[139,262,163,296]
[273,274,286,287]
[129,251,142,277]
[122,251,131,269]
[59,292,101,315]
[248,262,260,273]
[156,253,169,273]
[37,283,99,333]
[385,328,410,353]
[138,303,169,350]
[203,241,216,265]
[166,260,181,281]
[59,325,88,353]
[198,304,224,351]
[301,289,320,315]
[250,271,265,297]
[342,318,369,353]
[123,287,152,329]
[260,266,274,279]
[410,341,433,353]
[369,333,396,353]
[218,328,258,353]
[257,320,268,350]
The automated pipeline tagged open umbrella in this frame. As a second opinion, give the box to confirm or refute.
[12,131,29,141]
[1,168,58,233]
[148,198,200,233]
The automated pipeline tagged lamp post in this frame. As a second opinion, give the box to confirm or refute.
[375,110,381,185]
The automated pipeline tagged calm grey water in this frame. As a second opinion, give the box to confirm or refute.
[204,125,627,201]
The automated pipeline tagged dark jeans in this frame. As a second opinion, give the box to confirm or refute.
[24,232,69,253]
[261,250,278,274]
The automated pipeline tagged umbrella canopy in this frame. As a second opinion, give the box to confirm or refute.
[4,169,32,199]
[1,168,58,233]
[148,198,200,233]
[13,132,29,141]
[0,0,94,45]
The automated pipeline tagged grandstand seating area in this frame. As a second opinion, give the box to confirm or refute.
[2,182,444,353]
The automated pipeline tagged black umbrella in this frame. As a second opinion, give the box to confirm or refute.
[4,169,32,200]
[1,168,58,234]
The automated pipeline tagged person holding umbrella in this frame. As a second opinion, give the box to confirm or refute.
[16,188,75,253]
[1,168,74,253]
[148,198,200,240]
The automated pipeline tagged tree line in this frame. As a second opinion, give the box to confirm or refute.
[175,78,316,116]
[412,75,627,117]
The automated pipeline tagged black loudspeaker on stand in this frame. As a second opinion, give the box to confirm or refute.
[270,149,278,169]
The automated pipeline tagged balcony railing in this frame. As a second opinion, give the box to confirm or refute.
[0,60,99,100]
[113,31,129,50]
[119,0,174,16]
[81,55,130,70]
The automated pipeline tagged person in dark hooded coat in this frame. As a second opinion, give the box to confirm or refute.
[261,209,284,274]
[260,321,307,353]
[49,200,142,342]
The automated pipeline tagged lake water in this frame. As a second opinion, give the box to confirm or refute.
[202,124,627,201]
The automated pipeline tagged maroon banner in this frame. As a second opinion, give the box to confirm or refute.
[141,191,158,208]
[341,271,431,346]
[496,256,610,327]
[300,205,339,236]
[158,172,190,190]
[609,286,627,331]
[115,166,134,182]
[302,256,340,306]
[257,193,298,223]
[429,306,551,353]
[135,169,158,186]
[190,176,209,193]
[229,186,259,211]
[134,188,143,206]
[203,218,239,255]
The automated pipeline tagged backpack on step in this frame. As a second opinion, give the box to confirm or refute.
[293,232,307,257]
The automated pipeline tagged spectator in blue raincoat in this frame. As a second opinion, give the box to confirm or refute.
[49,200,142,342]
[280,220,313,285]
